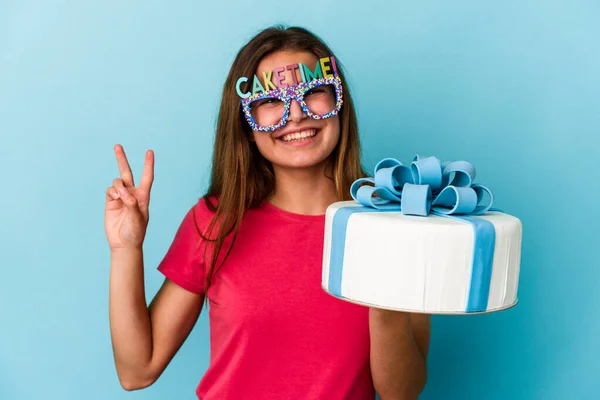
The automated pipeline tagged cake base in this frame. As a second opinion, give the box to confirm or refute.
[322,285,519,315]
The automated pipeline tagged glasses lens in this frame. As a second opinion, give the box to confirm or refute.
[249,96,284,128]
[304,83,338,116]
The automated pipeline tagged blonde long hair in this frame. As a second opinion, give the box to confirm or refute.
[199,25,365,296]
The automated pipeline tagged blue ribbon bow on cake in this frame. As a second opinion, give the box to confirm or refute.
[350,155,494,216]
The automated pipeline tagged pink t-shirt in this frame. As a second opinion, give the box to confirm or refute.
[158,198,375,399]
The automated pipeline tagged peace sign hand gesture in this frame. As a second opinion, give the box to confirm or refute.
[105,145,154,250]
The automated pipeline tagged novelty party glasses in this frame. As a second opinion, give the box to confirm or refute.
[241,76,344,132]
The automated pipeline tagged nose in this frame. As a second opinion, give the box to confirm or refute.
[288,99,308,124]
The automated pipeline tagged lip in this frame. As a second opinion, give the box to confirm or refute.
[277,129,321,147]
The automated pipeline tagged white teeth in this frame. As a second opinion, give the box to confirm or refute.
[280,129,317,142]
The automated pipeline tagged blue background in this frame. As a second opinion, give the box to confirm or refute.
[1,1,599,399]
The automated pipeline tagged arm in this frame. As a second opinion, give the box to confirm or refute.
[369,309,431,400]
[105,145,204,390]
[109,247,204,390]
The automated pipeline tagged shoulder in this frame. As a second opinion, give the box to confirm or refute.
[185,195,219,235]
[193,195,218,218]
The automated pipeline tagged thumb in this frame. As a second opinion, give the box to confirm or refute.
[118,187,140,210]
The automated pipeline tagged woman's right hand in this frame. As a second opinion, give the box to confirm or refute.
[105,144,154,250]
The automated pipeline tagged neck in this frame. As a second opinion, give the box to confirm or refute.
[268,162,339,215]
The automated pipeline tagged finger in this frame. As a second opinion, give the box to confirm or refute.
[106,186,120,201]
[139,150,154,193]
[105,187,123,210]
[117,186,140,210]
[113,178,126,192]
[114,144,135,187]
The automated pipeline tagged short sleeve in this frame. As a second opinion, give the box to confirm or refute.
[157,199,213,294]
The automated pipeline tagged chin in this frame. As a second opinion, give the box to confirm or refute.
[274,154,331,170]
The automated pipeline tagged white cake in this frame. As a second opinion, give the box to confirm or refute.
[321,200,522,314]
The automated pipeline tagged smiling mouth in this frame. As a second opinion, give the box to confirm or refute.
[278,129,319,142]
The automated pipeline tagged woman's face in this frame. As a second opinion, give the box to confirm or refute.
[249,50,341,171]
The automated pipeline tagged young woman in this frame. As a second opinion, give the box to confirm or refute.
[105,26,431,400]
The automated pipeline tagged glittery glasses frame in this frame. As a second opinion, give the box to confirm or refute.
[241,76,344,133]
